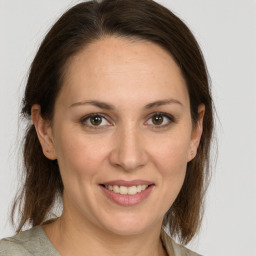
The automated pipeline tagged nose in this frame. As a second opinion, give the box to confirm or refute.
[109,126,148,172]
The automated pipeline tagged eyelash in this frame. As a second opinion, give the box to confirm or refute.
[80,112,176,130]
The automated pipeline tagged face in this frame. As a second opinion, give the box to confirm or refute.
[34,36,204,236]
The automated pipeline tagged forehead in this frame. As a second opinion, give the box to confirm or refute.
[58,36,189,108]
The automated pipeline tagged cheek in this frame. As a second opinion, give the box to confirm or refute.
[152,133,191,170]
[149,131,191,191]
[54,129,108,179]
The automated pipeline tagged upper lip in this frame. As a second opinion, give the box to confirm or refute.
[101,180,154,186]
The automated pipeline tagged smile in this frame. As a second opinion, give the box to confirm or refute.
[104,184,149,195]
[100,180,154,206]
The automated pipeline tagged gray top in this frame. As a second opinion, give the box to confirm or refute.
[0,226,201,256]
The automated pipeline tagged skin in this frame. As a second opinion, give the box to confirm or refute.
[32,36,204,256]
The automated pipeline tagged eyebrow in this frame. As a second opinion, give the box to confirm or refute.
[69,99,183,110]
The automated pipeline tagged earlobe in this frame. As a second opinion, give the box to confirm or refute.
[31,104,57,160]
[187,104,205,162]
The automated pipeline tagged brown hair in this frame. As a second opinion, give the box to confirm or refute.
[12,0,214,244]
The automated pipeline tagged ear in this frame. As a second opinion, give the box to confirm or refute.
[187,104,205,162]
[31,104,57,160]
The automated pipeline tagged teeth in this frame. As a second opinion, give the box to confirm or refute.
[137,185,142,193]
[105,184,149,195]
[128,186,137,195]
[120,186,128,195]
[141,185,147,190]
[113,185,119,193]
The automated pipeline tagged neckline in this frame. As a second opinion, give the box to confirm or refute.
[33,225,61,255]
[37,225,173,256]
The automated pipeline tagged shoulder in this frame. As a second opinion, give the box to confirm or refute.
[0,227,36,256]
[160,229,202,256]
[171,239,202,256]
[0,238,32,256]
[0,226,59,256]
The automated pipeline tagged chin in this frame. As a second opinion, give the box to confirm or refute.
[99,213,159,236]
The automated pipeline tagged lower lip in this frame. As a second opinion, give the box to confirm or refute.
[100,185,154,206]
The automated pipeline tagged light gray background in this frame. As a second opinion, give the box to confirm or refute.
[0,1,255,255]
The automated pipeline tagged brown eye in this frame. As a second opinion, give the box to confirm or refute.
[152,114,164,125]
[89,115,102,126]
[81,113,111,129]
[146,112,175,129]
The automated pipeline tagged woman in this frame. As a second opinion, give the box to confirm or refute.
[0,0,213,255]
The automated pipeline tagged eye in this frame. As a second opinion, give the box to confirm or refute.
[146,112,175,128]
[81,113,111,129]
[81,112,174,130]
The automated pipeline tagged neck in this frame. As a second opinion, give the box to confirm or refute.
[43,213,167,256]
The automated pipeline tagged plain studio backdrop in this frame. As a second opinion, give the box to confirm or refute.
[0,1,255,255]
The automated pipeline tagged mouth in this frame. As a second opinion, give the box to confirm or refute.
[99,180,154,206]
[100,184,151,195]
